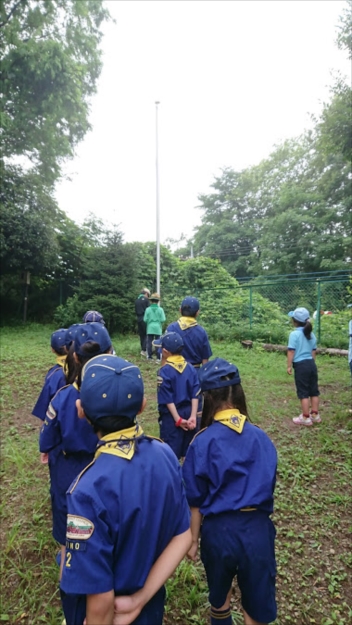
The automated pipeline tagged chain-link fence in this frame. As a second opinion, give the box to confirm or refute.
[192,272,351,348]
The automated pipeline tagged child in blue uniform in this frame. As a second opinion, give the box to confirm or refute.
[153,332,200,460]
[166,296,212,423]
[182,358,277,625]
[287,307,321,426]
[32,328,67,422]
[39,322,113,602]
[60,354,191,625]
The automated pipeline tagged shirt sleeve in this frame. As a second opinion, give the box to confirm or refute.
[61,491,115,595]
[157,369,174,404]
[182,442,208,508]
[287,330,298,350]
[39,399,62,452]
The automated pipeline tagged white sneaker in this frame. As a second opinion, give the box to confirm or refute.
[292,414,313,426]
[310,412,321,423]
[140,351,147,357]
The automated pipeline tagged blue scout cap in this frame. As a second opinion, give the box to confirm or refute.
[65,324,81,349]
[81,354,144,420]
[74,322,112,356]
[199,358,241,391]
[153,332,184,353]
[82,310,105,324]
[288,307,310,323]
[51,328,67,352]
[181,296,200,315]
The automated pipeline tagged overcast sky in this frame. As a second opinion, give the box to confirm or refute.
[55,0,351,245]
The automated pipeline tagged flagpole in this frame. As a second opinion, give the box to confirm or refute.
[155,100,160,295]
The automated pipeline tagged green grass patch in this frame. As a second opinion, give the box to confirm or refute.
[1,325,351,624]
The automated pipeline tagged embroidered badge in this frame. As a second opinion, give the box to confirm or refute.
[66,515,94,540]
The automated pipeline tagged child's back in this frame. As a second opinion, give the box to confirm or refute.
[32,328,67,421]
[166,297,212,366]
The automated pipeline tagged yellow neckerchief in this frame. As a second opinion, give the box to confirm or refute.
[214,409,247,434]
[95,425,144,461]
[165,354,187,373]
[56,355,67,368]
[72,380,79,391]
[178,316,198,330]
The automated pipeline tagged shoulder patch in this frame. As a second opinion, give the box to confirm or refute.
[46,402,57,421]
[66,515,94,540]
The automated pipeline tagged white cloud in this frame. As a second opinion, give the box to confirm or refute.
[55,0,351,244]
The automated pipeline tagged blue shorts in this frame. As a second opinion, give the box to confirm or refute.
[159,413,196,459]
[200,511,277,623]
[293,359,319,399]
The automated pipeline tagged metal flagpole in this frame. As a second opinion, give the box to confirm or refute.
[155,101,160,295]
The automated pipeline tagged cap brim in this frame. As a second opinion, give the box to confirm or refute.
[287,311,295,317]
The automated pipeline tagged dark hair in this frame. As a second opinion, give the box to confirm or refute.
[201,383,249,429]
[53,346,67,357]
[75,342,111,388]
[65,343,77,385]
[294,318,312,340]
[181,305,197,318]
[88,415,135,436]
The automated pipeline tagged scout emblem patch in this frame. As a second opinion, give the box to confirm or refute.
[214,409,246,433]
[66,515,94,540]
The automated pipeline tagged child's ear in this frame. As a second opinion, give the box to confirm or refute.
[76,399,86,419]
[137,396,147,415]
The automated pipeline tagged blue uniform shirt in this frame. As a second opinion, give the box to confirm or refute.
[166,319,212,365]
[157,356,200,419]
[61,433,190,596]
[287,328,317,363]
[39,384,98,456]
[32,361,66,421]
[182,415,277,515]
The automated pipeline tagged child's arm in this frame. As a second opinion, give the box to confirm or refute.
[166,402,189,431]
[113,528,192,625]
[287,349,294,375]
[86,590,114,625]
[187,507,202,561]
[186,398,199,430]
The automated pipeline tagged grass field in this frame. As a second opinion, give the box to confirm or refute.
[0,324,351,625]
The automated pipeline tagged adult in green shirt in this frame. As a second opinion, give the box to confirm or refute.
[144,293,166,361]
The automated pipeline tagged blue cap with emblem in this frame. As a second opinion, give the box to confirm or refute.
[74,322,112,356]
[51,328,67,352]
[199,357,241,391]
[152,332,184,354]
[181,296,200,315]
[80,354,144,420]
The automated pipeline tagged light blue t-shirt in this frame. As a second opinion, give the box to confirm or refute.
[288,327,317,363]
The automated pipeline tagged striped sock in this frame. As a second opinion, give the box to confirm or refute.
[210,606,233,625]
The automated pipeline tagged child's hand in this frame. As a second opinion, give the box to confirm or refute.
[40,452,49,464]
[287,366,292,375]
[186,417,196,430]
[186,541,198,561]
[179,420,189,431]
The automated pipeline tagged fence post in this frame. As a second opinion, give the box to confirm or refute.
[316,280,321,344]
[249,286,253,329]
